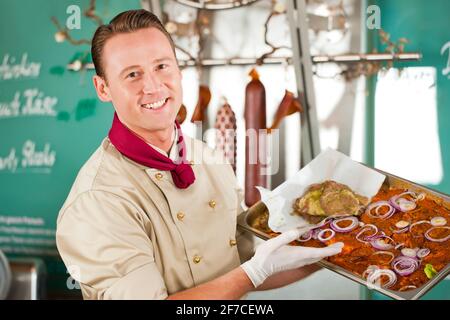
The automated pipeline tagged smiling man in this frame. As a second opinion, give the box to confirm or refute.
[56,9,343,300]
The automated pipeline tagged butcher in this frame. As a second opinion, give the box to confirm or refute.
[56,9,343,300]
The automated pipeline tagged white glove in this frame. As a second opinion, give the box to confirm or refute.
[241,227,344,288]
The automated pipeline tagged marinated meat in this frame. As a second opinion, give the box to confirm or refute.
[293,180,368,222]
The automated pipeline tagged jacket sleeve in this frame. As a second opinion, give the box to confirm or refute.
[56,190,168,300]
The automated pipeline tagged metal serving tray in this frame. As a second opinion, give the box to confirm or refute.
[237,168,450,300]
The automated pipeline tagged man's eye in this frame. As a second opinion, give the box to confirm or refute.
[127,71,139,78]
[157,64,168,70]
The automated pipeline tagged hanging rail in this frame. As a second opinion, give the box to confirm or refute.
[172,0,260,10]
[68,52,421,71]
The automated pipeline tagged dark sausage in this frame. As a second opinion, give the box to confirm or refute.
[244,68,268,207]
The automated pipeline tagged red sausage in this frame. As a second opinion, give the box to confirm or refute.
[244,68,268,207]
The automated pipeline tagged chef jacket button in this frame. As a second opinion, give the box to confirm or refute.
[229,239,237,246]
[176,212,185,221]
[155,172,163,180]
[208,200,216,208]
[193,255,202,264]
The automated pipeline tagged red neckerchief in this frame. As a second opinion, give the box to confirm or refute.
[108,113,195,189]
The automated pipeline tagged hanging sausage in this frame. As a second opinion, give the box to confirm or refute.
[268,90,303,132]
[190,85,211,123]
[244,68,268,207]
[176,104,187,124]
[214,99,237,172]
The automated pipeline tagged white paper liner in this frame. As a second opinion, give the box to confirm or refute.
[257,148,386,232]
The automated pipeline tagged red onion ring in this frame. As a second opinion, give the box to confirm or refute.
[392,191,420,201]
[389,191,423,212]
[391,220,410,234]
[314,217,333,228]
[370,235,396,250]
[362,265,379,279]
[367,268,397,289]
[365,201,395,219]
[409,220,432,236]
[371,251,395,264]
[330,216,359,233]
[392,227,408,234]
[390,196,416,212]
[400,248,417,258]
[356,224,378,243]
[311,228,322,240]
[417,248,431,258]
[395,220,410,229]
[399,285,417,292]
[424,226,450,242]
[370,232,387,240]
[430,217,447,227]
[297,230,313,242]
[392,256,419,276]
[317,228,335,242]
[395,243,405,250]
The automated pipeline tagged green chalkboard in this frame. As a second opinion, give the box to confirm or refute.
[0,0,141,297]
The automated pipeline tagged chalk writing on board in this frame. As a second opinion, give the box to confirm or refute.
[0,215,44,226]
[0,226,54,236]
[0,245,58,256]
[441,41,450,79]
[0,140,56,173]
[0,53,41,80]
[0,236,55,246]
[0,89,58,118]
[0,215,57,256]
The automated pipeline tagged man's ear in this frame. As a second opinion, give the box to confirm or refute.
[93,75,112,102]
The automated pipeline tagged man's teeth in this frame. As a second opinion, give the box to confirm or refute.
[141,98,167,109]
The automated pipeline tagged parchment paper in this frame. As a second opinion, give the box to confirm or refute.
[257,148,386,232]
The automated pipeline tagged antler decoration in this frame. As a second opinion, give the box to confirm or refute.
[256,1,291,65]
[316,29,412,81]
[84,0,103,27]
[164,7,211,69]
[51,16,91,46]
[378,29,409,68]
[173,44,197,63]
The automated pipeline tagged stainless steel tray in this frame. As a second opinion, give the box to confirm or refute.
[237,168,450,300]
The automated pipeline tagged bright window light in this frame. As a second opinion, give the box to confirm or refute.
[375,67,443,185]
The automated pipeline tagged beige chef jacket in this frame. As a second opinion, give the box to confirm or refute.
[56,134,254,300]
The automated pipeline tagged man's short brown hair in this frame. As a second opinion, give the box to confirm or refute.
[91,9,176,78]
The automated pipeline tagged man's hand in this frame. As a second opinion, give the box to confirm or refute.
[241,227,344,288]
